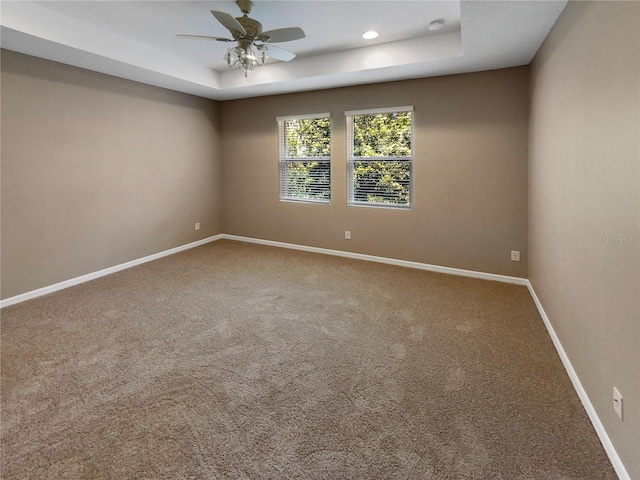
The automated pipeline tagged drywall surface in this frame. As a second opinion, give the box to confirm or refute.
[1,50,222,299]
[529,2,640,477]
[220,67,529,277]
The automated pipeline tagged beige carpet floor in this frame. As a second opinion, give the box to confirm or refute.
[1,240,616,479]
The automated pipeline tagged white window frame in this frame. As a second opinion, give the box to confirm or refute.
[345,106,413,209]
[277,113,331,204]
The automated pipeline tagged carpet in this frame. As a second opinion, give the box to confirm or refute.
[1,240,617,479]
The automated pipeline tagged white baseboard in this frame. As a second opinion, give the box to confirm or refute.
[0,235,223,309]
[220,234,529,286]
[1,233,526,309]
[526,282,630,480]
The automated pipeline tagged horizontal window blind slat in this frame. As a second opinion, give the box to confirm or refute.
[348,201,411,209]
[348,156,412,161]
[345,106,413,116]
[283,156,331,161]
[277,112,331,122]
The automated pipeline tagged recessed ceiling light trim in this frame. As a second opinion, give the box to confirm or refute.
[362,30,379,40]
[428,19,445,31]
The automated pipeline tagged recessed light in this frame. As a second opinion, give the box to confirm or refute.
[362,30,379,40]
[428,19,445,31]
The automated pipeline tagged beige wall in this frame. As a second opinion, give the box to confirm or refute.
[529,2,640,477]
[220,67,530,278]
[1,50,223,299]
[2,3,637,474]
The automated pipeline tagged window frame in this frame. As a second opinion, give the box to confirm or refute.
[277,112,331,204]
[345,106,413,209]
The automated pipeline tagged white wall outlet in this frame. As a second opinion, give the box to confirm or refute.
[511,250,520,261]
[345,230,351,240]
[195,222,200,231]
[613,387,623,420]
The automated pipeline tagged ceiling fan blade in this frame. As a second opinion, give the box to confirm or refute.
[210,10,246,35]
[265,44,296,62]
[259,27,305,43]
[177,34,234,42]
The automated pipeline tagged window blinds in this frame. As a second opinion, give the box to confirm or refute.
[277,114,331,204]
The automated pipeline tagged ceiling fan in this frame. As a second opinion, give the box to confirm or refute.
[179,0,306,79]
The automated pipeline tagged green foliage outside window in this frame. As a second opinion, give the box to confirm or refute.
[285,117,331,157]
[353,112,411,157]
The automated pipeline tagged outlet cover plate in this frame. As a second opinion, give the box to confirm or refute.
[613,387,623,420]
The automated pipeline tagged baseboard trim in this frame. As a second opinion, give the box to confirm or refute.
[526,281,630,480]
[0,235,223,309]
[1,233,525,309]
[220,234,528,286]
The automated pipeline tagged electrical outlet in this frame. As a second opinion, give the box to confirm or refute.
[613,387,623,420]
[345,230,351,240]
[195,222,200,231]
[511,250,520,262]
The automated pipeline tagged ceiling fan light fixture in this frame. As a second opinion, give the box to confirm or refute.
[362,30,379,40]
[256,44,268,63]
[224,44,268,81]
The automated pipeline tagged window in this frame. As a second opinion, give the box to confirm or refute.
[277,113,331,203]
[346,106,413,208]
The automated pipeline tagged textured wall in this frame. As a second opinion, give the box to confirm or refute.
[220,67,530,278]
[529,2,640,477]
[1,51,223,299]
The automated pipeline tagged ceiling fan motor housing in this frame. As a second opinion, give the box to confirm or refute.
[235,16,263,39]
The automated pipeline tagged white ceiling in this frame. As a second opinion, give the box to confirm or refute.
[0,1,567,100]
